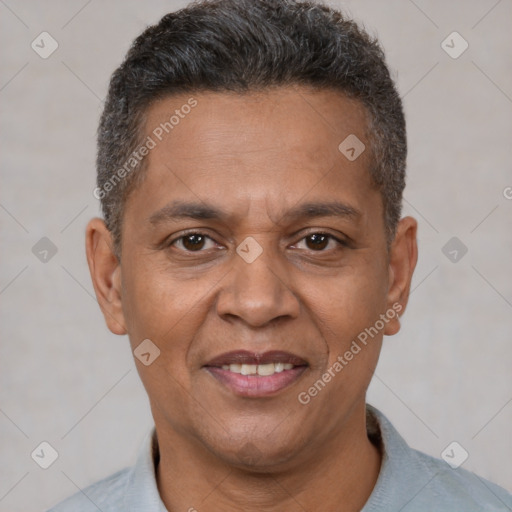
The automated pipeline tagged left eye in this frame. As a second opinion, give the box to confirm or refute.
[293,233,343,251]
[172,233,217,252]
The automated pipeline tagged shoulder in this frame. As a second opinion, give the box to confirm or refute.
[407,447,512,511]
[46,428,163,511]
[46,467,131,512]
[365,405,512,512]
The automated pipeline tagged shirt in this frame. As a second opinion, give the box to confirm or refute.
[47,404,512,511]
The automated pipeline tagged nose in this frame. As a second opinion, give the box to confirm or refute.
[215,243,301,328]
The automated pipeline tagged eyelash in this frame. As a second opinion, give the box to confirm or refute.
[167,230,348,253]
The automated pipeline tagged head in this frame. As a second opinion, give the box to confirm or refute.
[87,0,417,471]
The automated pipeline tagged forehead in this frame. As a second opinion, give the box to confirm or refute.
[144,86,370,165]
[129,86,379,229]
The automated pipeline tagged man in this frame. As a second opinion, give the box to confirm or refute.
[49,0,512,510]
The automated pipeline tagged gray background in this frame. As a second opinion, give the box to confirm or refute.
[1,0,511,510]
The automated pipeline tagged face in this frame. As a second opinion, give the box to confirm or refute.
[87,86,417,470]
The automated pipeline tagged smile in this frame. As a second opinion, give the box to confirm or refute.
[221,362,295,376]
[204,350,308,397]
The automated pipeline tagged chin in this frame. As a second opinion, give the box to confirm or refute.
[208,430,309,473]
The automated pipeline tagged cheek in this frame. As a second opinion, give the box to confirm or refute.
[301,270,386,414]
[122,259,205,339]
[121,259,220,390]
[303,262,388,393]
[312,261,387,335]
[120,263,203,418]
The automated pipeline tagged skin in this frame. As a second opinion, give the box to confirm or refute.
[86,86,418,512]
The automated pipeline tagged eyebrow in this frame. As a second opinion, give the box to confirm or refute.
[148,200,361,226]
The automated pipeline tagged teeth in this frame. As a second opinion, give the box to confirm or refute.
[220,362,296,376]
[241,364,257,375]
[257,363,275,376]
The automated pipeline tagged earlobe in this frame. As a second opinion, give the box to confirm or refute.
[383,216,418,336]
[85,218,127,335]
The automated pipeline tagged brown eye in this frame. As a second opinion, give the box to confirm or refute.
[305,233,329,251]
[292,232,347,253]
[182,234,205,251]
[174,233,212,251]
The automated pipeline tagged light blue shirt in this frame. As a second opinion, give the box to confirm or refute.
[48,405,512,511]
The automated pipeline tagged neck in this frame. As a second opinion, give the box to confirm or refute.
[156,404,381,512]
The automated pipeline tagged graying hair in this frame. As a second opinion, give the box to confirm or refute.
[96,0,406,256]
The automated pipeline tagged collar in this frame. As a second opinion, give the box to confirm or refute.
[122,428,167,511]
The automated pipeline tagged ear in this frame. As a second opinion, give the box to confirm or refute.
[384,216,418,336]
[85,218,127,335]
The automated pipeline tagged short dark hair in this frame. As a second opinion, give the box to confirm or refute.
[97,0,406,256]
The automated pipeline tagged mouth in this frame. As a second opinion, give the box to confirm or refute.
[203,350,309,397]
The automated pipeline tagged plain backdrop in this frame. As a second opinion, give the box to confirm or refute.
[1,0,511,510]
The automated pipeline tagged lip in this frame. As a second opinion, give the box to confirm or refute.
[203,350,308,397]
[204,350,308,367]
[205,366,308,397]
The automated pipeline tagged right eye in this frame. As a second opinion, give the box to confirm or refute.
[169,232,219,252]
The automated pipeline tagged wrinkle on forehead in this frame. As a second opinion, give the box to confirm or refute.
[126,86,378,239]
